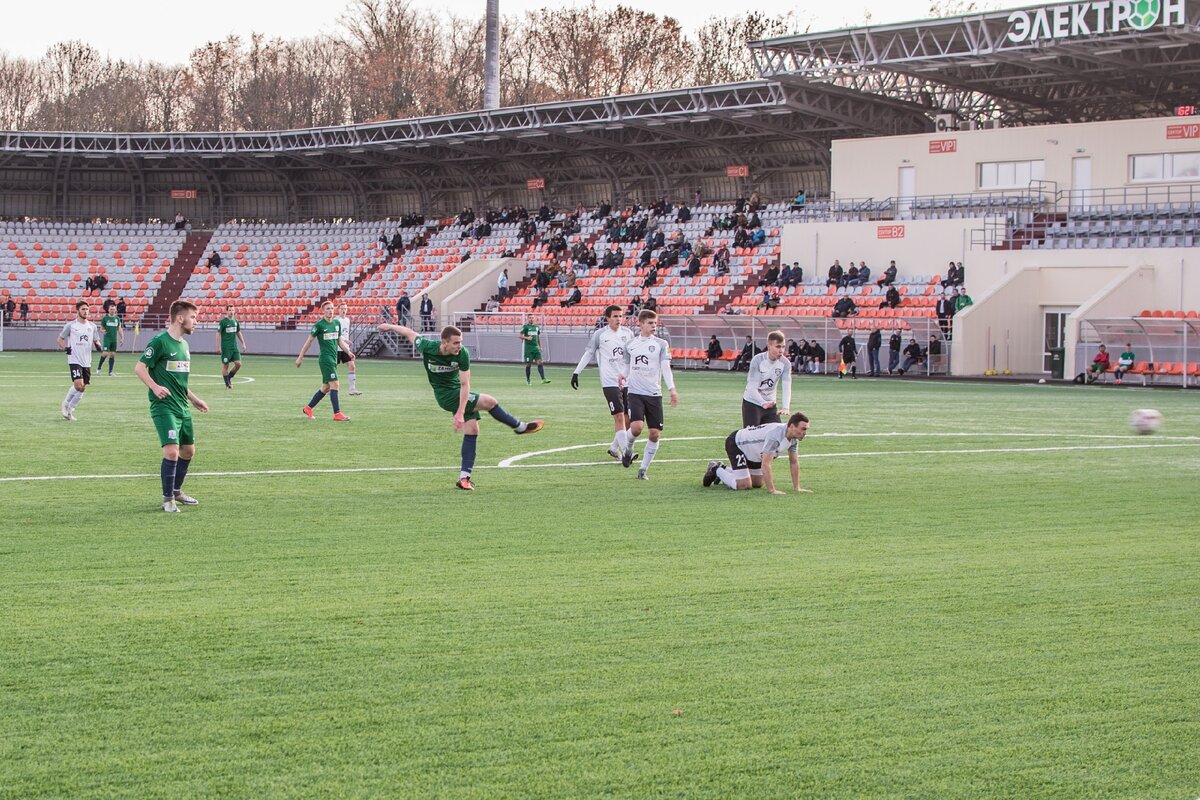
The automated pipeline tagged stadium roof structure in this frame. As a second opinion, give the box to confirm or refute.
[2,0,1197,220]
[0,81,930,221]
[749,0,1200,125]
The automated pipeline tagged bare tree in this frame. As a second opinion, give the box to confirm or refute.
[0,53,40,129]
[691,12,804,86]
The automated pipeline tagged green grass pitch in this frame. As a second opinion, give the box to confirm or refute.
[1,350,1198,799]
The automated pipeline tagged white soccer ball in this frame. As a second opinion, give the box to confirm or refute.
[1129,408,1163,435]
[1037,378,1046,384]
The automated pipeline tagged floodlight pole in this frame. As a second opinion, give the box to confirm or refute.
[483,0,500,110]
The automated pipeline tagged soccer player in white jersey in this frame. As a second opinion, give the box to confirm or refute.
[703,412,812,495]
[742,330,792,427]
[336,302,361,395]
[56,300,99,420]
[617,309,678,480]
[571,304,637,459]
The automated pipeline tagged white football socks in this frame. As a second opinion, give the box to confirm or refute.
[642,441,659,471]
[716,466,739,489]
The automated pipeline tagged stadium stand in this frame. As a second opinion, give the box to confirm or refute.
[310,219,528,326]
[1009,202,1200,250]
[179,222,402,326]
[491,202,790,326]
[0,222,185,322]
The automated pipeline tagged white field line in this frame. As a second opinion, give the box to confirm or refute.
[496,431,1200,467]
[1,441,1197,484]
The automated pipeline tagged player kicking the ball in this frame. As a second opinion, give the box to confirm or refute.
[378,322,544,490]
[703,413,812,495]
[296,300,354,421]
[571,304,638,461]
[618,309,678,480]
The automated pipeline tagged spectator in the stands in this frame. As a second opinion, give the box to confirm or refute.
[732,336,756,371]
[1114,343,1137,385]
[497,269,509,301]
[681,253,702,278]
[675,205,691,224]
[774,264,791,289]
[888,330,902,374]
[419,294,434,330]
[116,298,127,323]
[750,228,766,247]
[941,261,961,288]
[378,230,389,249]
[897,338,924,375]
[876,261,897,287]
[19,298,29,322]
[746,210,761,229]
[786,338,802,372]
[880,285,902,309]
[84,276,95,292]
[704,335,723,368]
[856,263,871,285]
[757,289,779,310]
[3,296,13,323]
[94,274,108,292]
[694,188,702,206]
[584,245,598,268]
[832,295,858,318]
[206,250,221,269]
[826,260,844,287]
[458,207,475,225]
[787,261,804,286]
[714,245,730,274]
[396,291,411,326]
[560,286,582,307]
[936,290,955,338]
[174,211,187,231]
[759,264,779,287]
[841,264,860,288]
[954,286,973,312]
[954,262,965,285]
[534,268,551,290]
[733,226,750,249]
[1086,344,1111,383]
[790,189,807,210]
[531,287,549,309]
[642,294,657,313]
[642,263,659,289]
[866,328,882,376]
[806,340,825,373]
[389,231,403,254]
[927,335,943,372]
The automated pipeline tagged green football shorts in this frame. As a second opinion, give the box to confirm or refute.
[151,407,195,447]
[434,389,480,421]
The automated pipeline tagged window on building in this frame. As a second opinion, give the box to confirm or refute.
[1130,152,1200,181]
[978,159,1044,190]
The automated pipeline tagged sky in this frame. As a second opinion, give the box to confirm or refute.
[2,0,951,64]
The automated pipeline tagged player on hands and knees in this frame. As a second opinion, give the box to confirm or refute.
[618,309,678,480]
[217,304,247,389]
[296,300,354,421]
[520,313,550,384]
[134,300,209,512]
[703,412,812,495]
[571,304,638,460]
[379,321,544,490]
[97,305,124,376]
[57,301,99,420]
[336,302,362,395]
[742,329,792,427]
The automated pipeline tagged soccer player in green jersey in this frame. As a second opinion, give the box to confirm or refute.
[96,308,124,376]
[134,300,209,513]
[519,313,550,384]
[296,300,354,421]
[378,321,544,490]
[217,305,247,389]
[1114,342,1138,385]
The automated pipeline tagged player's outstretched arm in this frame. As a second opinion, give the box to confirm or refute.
[295,336,314,366]
[378,322,418,343]
[789,450,806,493]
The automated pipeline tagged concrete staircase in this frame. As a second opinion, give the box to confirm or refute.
[147,231,212,319]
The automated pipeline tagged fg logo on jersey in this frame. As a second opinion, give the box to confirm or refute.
[635,355,649,366]
[760,378,776,389]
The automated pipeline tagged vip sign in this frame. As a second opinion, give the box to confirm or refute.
[1167,124,1200,139]
[929,139,958,154]
[1007,0,1186,42]
[877,225,906,239]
